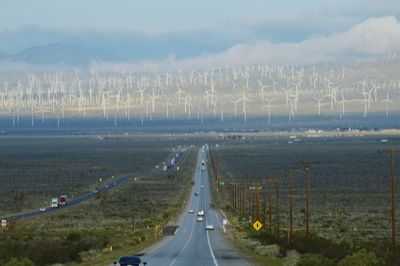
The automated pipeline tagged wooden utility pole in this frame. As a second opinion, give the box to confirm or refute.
[248,182,252,216]
[237,181,241,213]
[288,169,301,244]
[268,179,273,235]
[256,183,260,221]
[262,180,266,227]
[240,182,244,214]
[300,161,318,240]
[275,177,280,237]
[233,181,237,211]
[230,182,234,208]
[249,182,261,221]
[252,182,255,220]
[378,149,399,261]
[235,181,238,212]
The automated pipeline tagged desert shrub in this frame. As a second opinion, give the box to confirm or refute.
[292,233,352,260]
[255,244,281,257]
[283,250,300,266]
[3,257,36,266]
[130,236,142,246]
[239,238,260,249]
[132,231,146,241]
[296,253,335,266]
[337,249,384,266]
[66,231,81,242]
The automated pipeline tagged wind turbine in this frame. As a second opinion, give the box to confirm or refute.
[261,98,275,124]
[360,93,371,118]
[382,92,392,118]
[257,80,268,102]
[238,87,252,123]
[312,95,329,116]
[337,89,349,119]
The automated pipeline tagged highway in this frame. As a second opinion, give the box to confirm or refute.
[2,151,183,223]
[141,146,249,266]
[3,174,131,222]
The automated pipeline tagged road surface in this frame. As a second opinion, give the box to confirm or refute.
[141,146,249,266]
[2,152,183,222]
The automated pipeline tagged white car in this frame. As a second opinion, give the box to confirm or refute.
[39,207,46,212]
[188,209,194,214]
[197,216,204,222]
[205,224,214,230]
[197,210,204,216]
[200,185,204,189]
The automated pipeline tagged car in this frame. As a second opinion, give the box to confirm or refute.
[194,191,199,196]
[197,216,204,222]
[200,185,204,189]
[197,210,204,216]
[113,256,147,266]
[205,224,214,230]
[188,209,194,213]
[39,207,46,212]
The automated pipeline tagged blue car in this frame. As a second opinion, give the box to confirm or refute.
[113,256,147,266]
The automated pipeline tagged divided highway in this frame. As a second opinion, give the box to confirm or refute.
[3,174,132,222]
[142,146,249,266]
[2,151,183,223]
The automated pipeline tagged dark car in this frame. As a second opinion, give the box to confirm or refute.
[113,256,147,266]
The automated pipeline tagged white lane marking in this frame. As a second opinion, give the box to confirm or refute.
[146,151,201,264]
[169,151,202,266]
[204,153,218,266]
[207,230,218,266]
[213,212,222,228]
[169,214,196,266]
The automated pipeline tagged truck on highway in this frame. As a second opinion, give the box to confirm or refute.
[51,198,59,208]
[59,195,67,206]
[51,195,67,208]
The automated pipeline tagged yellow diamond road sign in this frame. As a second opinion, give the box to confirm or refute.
[253,220,263,231]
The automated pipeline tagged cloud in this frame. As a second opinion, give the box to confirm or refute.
[121,16,400,70]
[2,16,400,72]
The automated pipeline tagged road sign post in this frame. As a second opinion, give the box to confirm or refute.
[253,220,263,231]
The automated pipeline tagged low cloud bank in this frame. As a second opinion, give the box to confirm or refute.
[92,16,400,72]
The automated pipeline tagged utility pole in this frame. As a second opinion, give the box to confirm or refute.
[256,183,260,221]
[248,182,252,217]
[237,181,241,214]
[378,149,399,261]
[275,177,280,237]
[232,181,236,212]
[300,161,319,240]
[288,169,301,244]
[234,181,238,212]
[262,180,267,228]
[267,179,273,235]
[249,182,261,221]
[252,181,255,220]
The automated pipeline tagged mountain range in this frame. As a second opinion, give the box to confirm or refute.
[0,43,121,65]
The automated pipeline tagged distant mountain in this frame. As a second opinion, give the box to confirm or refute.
[0,43,121,65]
[0,51,11,61]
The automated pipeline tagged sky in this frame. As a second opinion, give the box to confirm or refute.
[0,0,400,67]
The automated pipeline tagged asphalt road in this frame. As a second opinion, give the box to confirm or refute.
[141,146,250,266]
[2,152,183,223]
[3,174,131,222]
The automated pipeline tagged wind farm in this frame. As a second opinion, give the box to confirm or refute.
[0,57,399,130]
[1,1,400,266]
